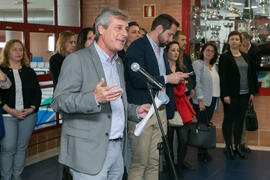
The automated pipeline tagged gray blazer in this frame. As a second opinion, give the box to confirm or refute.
[51,44,137,175]
[192,60,219,106]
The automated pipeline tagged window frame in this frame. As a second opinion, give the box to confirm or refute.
[0,0,83,57]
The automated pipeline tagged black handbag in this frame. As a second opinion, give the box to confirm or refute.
[245,100,258,131]
[188,122,216,149]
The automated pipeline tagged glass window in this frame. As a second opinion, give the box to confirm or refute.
[0,30,24,53]
[28,0,54,25]
[0,0,23,23]
[57,0,80,27]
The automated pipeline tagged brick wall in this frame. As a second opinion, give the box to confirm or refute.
[27,127,61,157]
[83,0,120,27]
[83,0,183,31]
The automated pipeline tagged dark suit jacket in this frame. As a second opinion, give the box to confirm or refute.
[258,43,270,56]
[249,44,261,69]
[219,50,256,99]
[125,35,175,119]
[183,53,196,96]
[248,44,261,93]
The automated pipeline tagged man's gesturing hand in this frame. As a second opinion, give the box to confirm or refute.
[94,78,123,103]
[137,104,151,119]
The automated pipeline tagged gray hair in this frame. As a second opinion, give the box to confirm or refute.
[94,8,129,40]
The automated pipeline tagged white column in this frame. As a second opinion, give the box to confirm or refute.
[57,0,80,26]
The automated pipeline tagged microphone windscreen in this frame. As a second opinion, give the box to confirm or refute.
[131,62,140,72]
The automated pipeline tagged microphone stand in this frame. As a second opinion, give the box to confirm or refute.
[147,82,178,180]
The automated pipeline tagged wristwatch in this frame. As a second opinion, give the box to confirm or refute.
[30,106,36,111]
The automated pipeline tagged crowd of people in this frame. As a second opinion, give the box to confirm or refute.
[0,7,261,180]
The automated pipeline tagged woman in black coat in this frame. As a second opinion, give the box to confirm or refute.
[219,31,256,159]
[0,39,41,179]
[49,31,76,87]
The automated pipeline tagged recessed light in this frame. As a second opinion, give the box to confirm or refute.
[14,1,31,5]
[230,2,244,6]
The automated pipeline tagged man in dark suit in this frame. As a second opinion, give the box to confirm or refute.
[240,32,261,153]
[241,33,262,72]
[118,21,141,64]
[125,14,189,180]
[51,8,150,180]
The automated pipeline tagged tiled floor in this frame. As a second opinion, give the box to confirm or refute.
[183,147,270,180]
[22,147,270,180]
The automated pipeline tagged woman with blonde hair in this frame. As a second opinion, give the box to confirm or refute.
[0,39,41,179]
[49,31,76,87]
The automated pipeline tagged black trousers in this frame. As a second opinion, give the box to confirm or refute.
[167,123,191,168]
[193,97,217,153]
[222,94,250,145]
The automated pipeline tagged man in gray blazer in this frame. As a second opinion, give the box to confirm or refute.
[51,8,150,180]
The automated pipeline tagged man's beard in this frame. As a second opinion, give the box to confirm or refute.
[158,33,167,47]
[180,45,185,51]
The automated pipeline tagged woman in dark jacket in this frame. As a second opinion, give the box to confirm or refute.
[166,41,196,178]
[219,31,256,159]
[49,31,76,87]
[0,39,41,179]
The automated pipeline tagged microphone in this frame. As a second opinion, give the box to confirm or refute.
[131,62,164,91]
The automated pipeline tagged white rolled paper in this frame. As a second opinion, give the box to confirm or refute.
[134,96,164,136]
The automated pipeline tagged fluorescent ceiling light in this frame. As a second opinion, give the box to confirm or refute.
[14,1,31,5]
[230,2,244,6]
[244,6,259,9]
[227,12,240,18]
[230,2,258,8]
